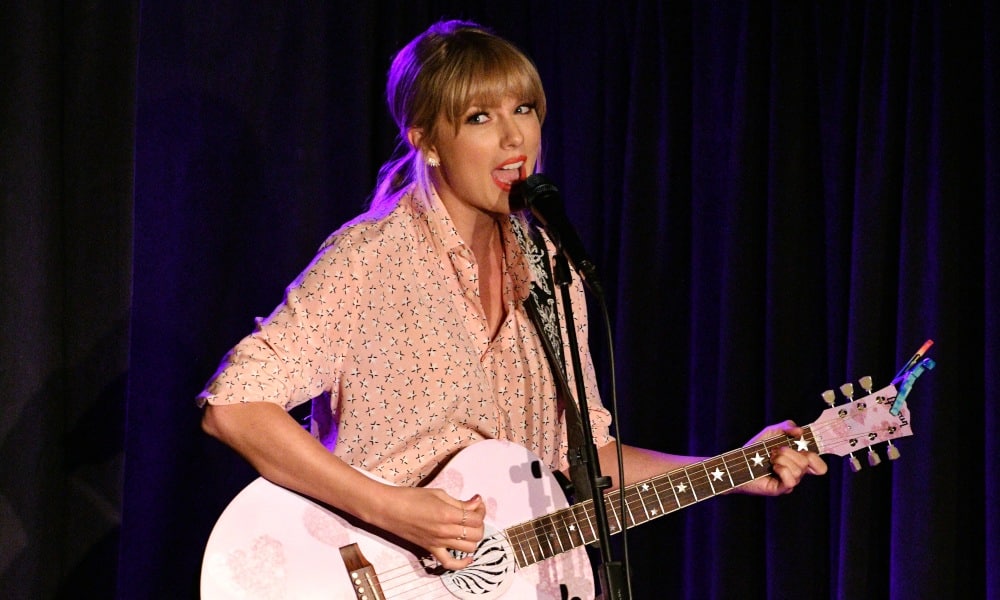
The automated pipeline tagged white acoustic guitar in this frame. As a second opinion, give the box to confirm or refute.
[201,359,933,599]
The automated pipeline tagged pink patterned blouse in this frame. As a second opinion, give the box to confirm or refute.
[198,187,613,487]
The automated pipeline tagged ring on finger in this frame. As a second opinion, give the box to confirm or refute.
[457,526,467,541]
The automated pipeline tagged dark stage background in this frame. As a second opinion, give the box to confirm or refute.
[2,1,997,598]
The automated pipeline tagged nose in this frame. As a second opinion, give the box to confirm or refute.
[500,117,523,148]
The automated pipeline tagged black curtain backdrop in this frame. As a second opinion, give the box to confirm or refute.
[2,1,997,599]
[1,1,137,598]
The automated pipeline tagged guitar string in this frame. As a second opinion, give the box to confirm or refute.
[368,556,451,599]
[509,434,803,556]
[459,408,905,572]
[507,412,907,563]
[351,397,906,594]
[374,563,455,600]
[381,413,902,594]
[368,513,600,598]
[371,541,525,600]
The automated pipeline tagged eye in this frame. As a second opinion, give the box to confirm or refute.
[465,111,490,125]
[515,103,536,115]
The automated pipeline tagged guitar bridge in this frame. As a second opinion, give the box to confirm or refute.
[339,543,386,600]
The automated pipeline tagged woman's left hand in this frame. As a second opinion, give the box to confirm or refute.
[739,420,828,496]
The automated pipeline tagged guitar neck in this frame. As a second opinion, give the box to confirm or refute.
[503,428,817,568]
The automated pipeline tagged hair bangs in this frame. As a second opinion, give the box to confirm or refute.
[436,43,547,135]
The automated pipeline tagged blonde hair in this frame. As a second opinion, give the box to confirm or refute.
[370,20,547,212]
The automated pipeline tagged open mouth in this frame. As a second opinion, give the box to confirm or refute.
[492,156,527,192]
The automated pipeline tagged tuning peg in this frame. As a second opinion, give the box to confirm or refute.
[886,441,901,461]
[848,455,863,472]
[859,375,873,394]
[840,382,855,400]
[867,448,881,467]
[821,389,836,407]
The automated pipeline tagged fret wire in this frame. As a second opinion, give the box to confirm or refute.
[584,503,596,543]
[725,450,753,484]
[709,457,724,488]
[511,524,529,568]
[737,454,749,480]
[543,514,558,557]
[629,493,646,519]
[633,487,649,523]
[534,519,549,560]
[666,472,683,507]
[684,467,699,501]
[532,517,546,559]
[580,502,598,544]
[580,501,594,544]
[740,444,758,474]
[722,456,736,487]
[655,478,677,512]
[639,483,657,520]
[542,516,556,558]
[620,489,635,529]
[634,487,647,522]
[588,502,600,541]
[723,454,738,486]
[701,462,717,495]
[607,496,621,533]
[560,507,573,547]
[746,446,764,476]
[570,504,588,547]
[668,473,682,504]
[519,523,536,566]
[524,526,539,565]
[622,489,636,527]
[534,518,552,561]
[552,511,570,554]
[613,491,628,528]
[683,470,696,502]
[651,481,666,516]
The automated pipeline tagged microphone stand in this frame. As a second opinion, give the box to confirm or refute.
[550,242,628,600]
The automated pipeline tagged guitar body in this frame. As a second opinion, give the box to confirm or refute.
[201,440,595,599]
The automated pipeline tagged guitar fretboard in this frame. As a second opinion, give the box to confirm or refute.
[503,428,817,568]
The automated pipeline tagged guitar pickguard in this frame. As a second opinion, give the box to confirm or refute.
[440,525,516,598]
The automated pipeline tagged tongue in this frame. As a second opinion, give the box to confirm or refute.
[493,168,520,184]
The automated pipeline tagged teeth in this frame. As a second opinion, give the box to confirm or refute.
[501,161,524,170]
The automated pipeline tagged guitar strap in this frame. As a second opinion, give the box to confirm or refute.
[511,216,592,501]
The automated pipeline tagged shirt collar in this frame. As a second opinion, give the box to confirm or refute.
[407,185,532,304]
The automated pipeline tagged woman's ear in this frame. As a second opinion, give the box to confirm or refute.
[407,127,439,166]
[406,127,425,152]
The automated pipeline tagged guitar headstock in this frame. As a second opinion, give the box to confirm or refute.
[809,343,935,471]
[810,382,912,461]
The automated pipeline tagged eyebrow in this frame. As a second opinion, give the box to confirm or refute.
[465,97,531,111]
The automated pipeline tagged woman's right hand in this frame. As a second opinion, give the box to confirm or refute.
[202,403,488,569]
[368,485,486,570]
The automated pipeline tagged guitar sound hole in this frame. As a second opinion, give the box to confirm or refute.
[443,528,515,599]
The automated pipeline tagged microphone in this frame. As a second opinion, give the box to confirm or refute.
[510,174,604,298]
